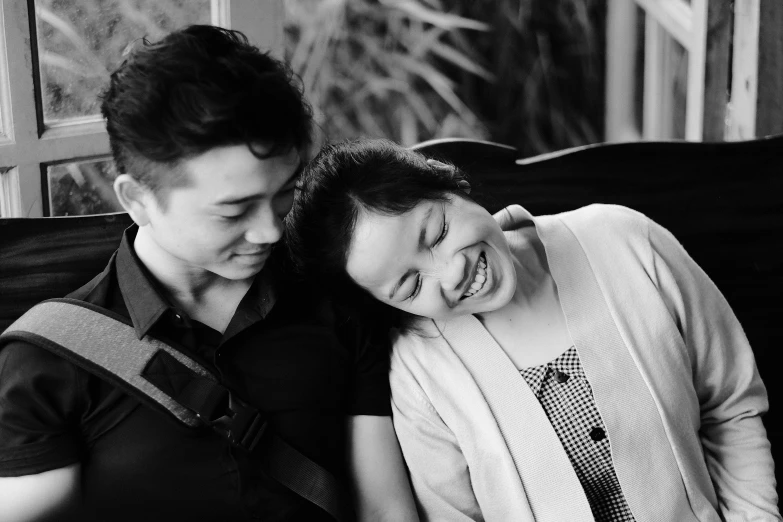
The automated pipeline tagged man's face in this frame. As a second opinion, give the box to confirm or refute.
[142,143,302,281]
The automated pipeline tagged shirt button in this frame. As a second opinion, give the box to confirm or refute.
[553,370,569,383]
[590,427,606,441]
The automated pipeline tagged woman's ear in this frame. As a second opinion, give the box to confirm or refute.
[456,179,471,195]
[114,174,153,226]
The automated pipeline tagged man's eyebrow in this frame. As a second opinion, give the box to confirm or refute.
[214,194,262,206]
[387,206,433,300]
[214,161,304,206]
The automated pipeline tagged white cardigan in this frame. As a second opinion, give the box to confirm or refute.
[390,204,779,522]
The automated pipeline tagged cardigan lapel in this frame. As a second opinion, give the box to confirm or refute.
[436,315,595,522]
[536,214,698,522]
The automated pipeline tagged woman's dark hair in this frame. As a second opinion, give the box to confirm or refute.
[101,25,313,206]
[285,138,470,332]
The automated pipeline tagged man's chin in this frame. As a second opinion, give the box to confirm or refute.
[212,261,266,281]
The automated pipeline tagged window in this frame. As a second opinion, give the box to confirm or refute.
[605,0,729,142]
[0,0,284,217]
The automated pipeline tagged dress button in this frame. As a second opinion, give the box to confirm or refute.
[590,427,606,441]
[554,370,569,383]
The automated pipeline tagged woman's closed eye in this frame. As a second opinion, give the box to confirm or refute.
[406,274,423,301]
[407,211,448,301]
[434,216,449,247]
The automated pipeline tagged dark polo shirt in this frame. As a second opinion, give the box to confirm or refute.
[0,227,391,521]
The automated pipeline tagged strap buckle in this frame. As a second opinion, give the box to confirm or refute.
[202,393,267,452]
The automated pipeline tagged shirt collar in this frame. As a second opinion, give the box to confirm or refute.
[221,264,277,343]
[519,364,548,397]
[519,345,584,397]
[116,225,278,340]
[116,226,171,339]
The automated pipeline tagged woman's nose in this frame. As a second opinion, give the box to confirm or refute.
[437,253,469,294]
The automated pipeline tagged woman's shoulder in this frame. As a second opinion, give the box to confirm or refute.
[556,203,649,225]
[543,204,654,243]
[498,203,651,234]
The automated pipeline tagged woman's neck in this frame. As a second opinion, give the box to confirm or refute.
[476,226,573,368]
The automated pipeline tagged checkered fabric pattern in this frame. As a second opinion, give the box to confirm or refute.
[520,346,635,521]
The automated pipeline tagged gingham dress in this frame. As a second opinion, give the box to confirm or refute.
[519,346,636,521]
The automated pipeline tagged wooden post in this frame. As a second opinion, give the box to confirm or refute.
[756,0,783,136]
[727,0,760,140]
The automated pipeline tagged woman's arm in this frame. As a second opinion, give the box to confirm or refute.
[347,415,419,522]
[649,219,779,519]
[0,464,80,521]
[390,350,483,521]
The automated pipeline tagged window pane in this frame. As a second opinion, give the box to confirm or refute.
[34,0,211,123]
[664,33,688,140]
[47,158,122,216]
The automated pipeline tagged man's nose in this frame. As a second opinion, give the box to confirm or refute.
[245,204,284,245]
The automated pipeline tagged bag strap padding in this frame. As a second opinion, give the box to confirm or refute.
[2,298,210,427]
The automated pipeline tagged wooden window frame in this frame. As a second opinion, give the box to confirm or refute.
[0,0,284,217]
[606,0,733,142]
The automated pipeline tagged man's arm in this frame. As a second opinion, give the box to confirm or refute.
[0,463,80,521]
[347,415,419,522]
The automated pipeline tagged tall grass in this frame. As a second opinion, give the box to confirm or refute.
[285,0,606,155]
[284,0,494,147]
[449,0,606,156]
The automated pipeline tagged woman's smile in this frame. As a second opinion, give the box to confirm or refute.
[461,251,488,300]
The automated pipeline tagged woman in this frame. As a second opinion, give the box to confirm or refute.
[286,139,779,521]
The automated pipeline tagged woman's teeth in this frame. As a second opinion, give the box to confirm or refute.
[463,253,487,299]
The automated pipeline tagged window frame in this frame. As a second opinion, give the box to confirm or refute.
[0,0,284,217]
[605,0,733,143]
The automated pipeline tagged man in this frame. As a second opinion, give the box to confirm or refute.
[0,26,414,521]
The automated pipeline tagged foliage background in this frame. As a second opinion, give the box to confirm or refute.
[286,0,606,157]
[33,0,606,215]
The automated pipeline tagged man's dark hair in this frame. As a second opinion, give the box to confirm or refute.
[101,25,313,204]
[285,138,469,332]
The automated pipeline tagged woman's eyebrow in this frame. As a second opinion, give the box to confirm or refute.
[387,206,434,300]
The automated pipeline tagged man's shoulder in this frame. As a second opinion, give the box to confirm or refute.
[64,259,116,304]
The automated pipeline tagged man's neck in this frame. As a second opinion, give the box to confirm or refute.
[132,227,254,333]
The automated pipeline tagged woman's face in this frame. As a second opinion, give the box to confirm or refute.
[345,194,517,321]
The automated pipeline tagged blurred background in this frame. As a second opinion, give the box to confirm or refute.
[0,0,780,217]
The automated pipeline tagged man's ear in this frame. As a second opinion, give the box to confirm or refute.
[114,174,153,226]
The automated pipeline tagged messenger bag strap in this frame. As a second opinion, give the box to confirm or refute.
[0,298,348,521]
